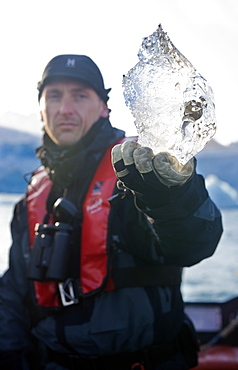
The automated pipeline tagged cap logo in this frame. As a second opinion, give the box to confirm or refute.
[66,58,76,68]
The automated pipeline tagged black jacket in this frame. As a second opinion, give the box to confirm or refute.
[0,118,222,365]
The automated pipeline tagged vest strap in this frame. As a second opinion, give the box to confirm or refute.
[112,265,182,288]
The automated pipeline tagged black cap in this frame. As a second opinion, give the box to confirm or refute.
[37,54,111,102]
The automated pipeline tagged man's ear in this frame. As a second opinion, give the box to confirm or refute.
[40,110,44,122]
[100,102,109,118]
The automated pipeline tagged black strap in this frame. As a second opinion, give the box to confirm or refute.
[112,265,182,288]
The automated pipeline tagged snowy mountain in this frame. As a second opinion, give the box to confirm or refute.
[205,175,238,209]
[0,111,42,136]
[0,126,41,193]
[195,139,238,208]
[196,140,238,190]
[0,121,238,209]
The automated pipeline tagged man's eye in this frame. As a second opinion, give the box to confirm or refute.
[75,93,87,99]
[46,92,61,100]
[49,93,60,99]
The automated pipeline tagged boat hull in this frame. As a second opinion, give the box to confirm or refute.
[185,297,238,369]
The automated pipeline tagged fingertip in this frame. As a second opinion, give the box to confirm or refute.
[111,144,123,163]
[121,141,140,166]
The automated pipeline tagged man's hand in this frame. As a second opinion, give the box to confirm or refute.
[111,140,194,193]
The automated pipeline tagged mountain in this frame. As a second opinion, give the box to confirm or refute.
[0,111,42,136]
[196,140,238,195]
[205,174,238,209]
[0,126,41,193]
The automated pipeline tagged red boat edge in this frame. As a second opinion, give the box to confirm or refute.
[185,297,238,369]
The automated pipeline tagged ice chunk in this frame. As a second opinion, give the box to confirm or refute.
[123,24,216,165]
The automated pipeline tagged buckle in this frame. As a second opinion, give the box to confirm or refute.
[58,279,79,306]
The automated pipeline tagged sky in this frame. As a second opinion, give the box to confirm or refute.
[0,0,237,145]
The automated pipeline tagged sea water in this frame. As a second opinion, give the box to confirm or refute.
[0,192,238,303]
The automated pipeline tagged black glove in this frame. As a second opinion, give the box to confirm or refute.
[111,140,194,207]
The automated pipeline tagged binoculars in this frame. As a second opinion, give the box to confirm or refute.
[27,198,78,282]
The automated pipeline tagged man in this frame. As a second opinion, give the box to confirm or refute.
[0,54,222,370]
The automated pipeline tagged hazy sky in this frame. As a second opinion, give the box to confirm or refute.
[0,0,237,145]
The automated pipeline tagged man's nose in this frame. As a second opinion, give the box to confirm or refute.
[59,97,74,114]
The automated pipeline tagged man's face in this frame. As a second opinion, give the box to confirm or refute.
[40,79,109,147]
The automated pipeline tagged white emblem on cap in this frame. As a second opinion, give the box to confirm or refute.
[66,58,76,68]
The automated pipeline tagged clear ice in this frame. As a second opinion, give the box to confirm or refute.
[123,24,216,165]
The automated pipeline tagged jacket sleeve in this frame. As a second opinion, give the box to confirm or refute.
[0,198,32,357]
[137,170,223,267]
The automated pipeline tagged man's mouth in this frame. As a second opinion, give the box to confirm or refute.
[58,122,77,130]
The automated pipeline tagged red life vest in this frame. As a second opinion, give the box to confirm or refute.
[26,143,118,307]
